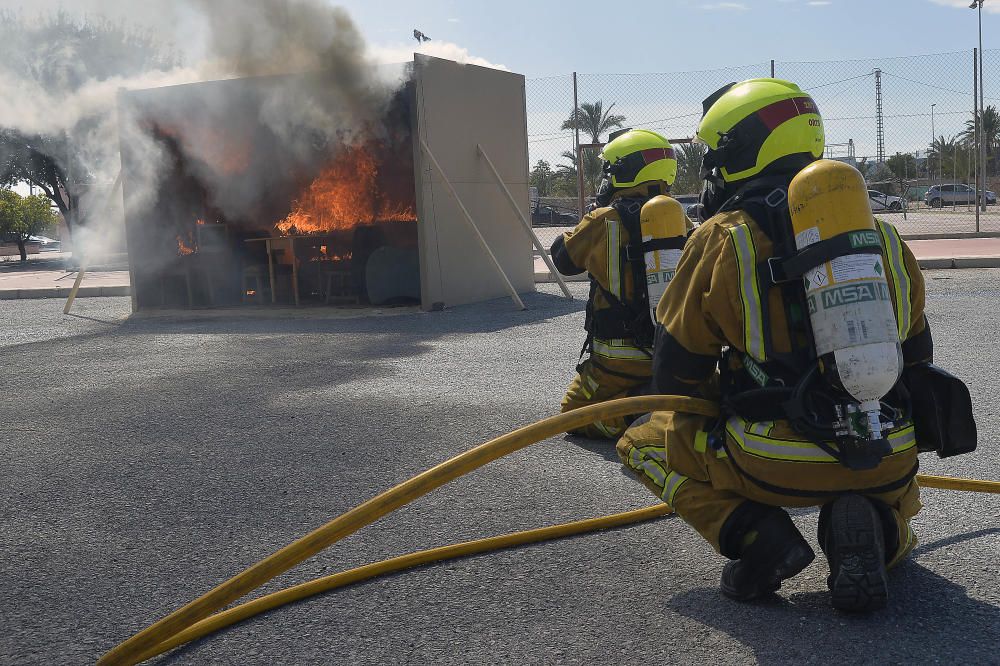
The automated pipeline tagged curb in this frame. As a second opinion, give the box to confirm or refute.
[917,257,1000,270]
[0,285,130,300]
[534,257,1000,283]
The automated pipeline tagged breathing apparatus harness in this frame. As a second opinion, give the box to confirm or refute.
[580,190,686,368]
[712,176,914,472]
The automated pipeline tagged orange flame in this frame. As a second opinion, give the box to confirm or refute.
[317,245,353,262]
[276,142,416,235]
[176,233,196,256]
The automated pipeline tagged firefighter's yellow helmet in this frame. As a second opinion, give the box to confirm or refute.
[600,129,677,189]
[696,78,824,183]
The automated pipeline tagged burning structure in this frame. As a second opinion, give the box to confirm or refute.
[118,55,533,311]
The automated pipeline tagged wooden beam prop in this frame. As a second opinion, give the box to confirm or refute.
[64,170,124,315]
[476,144,573,300]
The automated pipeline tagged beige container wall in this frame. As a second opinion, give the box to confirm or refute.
[412,55,534,310]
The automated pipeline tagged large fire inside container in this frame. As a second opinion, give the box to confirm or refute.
[276,140,417,235]
[120,73,420,310]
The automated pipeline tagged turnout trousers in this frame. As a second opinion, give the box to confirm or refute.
[616,410,922,567]
[560,354,651,440]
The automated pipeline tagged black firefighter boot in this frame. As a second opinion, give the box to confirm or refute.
[818,494,892,612]
[719,503,816,601]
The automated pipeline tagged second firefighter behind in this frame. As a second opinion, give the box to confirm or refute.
[550,129,691,439]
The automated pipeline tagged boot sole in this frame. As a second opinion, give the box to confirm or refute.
[828,495,888,613]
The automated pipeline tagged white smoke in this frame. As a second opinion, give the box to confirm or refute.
[370,41,509,71]
[0,0,506,263]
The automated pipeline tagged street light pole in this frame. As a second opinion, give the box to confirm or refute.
[972,0,987,211]
[931,103,937,186]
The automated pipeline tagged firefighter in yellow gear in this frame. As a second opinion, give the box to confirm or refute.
[615,79,972,612]
[550,128,690,439]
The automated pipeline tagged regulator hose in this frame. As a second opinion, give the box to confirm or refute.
[98,396,1000,665]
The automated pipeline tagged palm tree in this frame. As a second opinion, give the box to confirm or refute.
[559,147,604,198]
[959,105,1000,175]
[672,142,706,195]
[561,100,627,144]
[927,134,971,179]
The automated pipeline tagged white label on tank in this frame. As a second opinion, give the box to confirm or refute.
[806,278,898,355]
[645,247,682,271]
[830,253,882,284]
[795,226,821,249]
[804,267,829,292]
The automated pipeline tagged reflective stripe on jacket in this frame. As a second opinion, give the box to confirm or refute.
[725,415,917,463]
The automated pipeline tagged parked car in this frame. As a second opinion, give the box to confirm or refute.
[0,234,42,257]
[531,205,578,226]
[924,184,997,207]
[867,190,905,212]
[671,194,703,223]
[29,235,61,251]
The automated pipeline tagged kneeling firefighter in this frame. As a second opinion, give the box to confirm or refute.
[550,129,691,440]
[618,78,976,611]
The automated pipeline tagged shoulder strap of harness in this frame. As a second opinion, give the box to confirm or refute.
[721,180,815,377]
[580,278,598,359]
[580,198,656,353]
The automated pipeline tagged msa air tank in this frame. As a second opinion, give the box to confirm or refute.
[788,159,903,440]
[639,195,687,323]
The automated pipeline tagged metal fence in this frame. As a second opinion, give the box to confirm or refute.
[526,50,1000,251]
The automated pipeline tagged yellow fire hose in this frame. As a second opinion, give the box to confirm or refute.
[98,395,1000,665]
[129,505,676,663]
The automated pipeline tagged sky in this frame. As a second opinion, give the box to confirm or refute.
[2,0,997,179]
[1,0,995,78]
[317,0,994,77]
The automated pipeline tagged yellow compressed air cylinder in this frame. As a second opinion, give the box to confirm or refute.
[788,159,902,440]
[639,195,688,322]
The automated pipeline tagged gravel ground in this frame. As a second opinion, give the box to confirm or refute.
[1,271,999,665]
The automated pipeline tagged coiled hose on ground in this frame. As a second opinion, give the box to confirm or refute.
[97,395,1000,665]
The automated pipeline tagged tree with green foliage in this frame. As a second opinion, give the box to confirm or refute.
[0,189,60,261]
[561,100,626,144]
[886,153,917,181]
[672,142,706,195]
[0,189,20,245]
[0,11,178,234]
[552,153,578,198]
[529,160,555,197]
[559,147,604,199]
[927,134,972,180]
[959,105,1000,176]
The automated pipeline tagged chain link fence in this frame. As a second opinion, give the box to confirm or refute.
[527,50,1000,260]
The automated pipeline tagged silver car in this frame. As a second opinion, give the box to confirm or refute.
[924,184,997,207]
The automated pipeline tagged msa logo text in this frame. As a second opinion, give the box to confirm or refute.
[809,282,890,313]
[647,270,676,285]
[848,230,882,249]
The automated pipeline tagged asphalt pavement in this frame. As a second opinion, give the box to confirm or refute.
[1,271,999,665]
